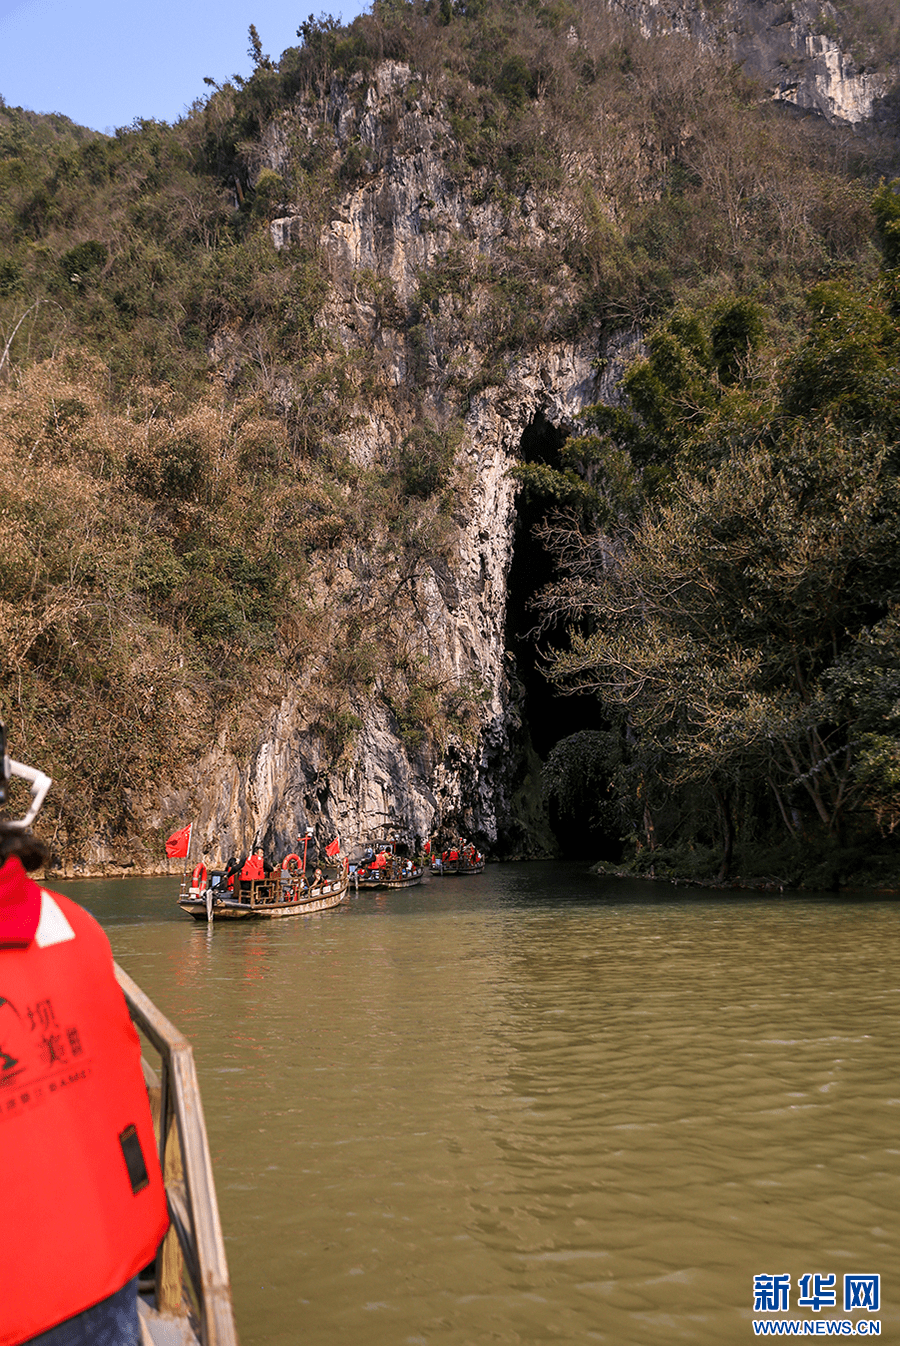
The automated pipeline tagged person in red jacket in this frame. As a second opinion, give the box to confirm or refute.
[0,726,169,1346]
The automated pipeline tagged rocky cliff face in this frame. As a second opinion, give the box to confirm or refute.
[67,0,888,877]
[84,62,612,879]
[610,0,894,125]
[143,349,590,875]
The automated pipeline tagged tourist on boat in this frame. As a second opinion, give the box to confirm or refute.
[0,724,168,1345]
[312,866,324,887]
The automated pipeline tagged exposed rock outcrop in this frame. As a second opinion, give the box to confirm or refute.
[610,0,894,125]
[115,64,606,873]
[155,345,597,872]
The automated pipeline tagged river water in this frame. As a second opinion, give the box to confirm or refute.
[55,863,898,1344]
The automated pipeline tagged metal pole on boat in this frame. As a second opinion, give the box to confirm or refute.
[182,821,193,897]
[300,827,313,874]
[206,884,213,924]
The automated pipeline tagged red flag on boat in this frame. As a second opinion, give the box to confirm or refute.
[164,823,192,859]
[423,839,431,855]
[325,837,340,858]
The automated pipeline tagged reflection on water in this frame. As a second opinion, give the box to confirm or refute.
[54,864,899,1344]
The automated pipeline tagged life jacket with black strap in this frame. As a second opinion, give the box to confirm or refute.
[0,856,169,1346]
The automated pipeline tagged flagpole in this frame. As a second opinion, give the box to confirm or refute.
[301,828,314,874]
[184,822,193,883]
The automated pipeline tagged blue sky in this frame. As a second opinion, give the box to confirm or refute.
[0,0,368,133]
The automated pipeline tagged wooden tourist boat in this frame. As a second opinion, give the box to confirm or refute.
[178,853,349,921]
[430,840,485,876]
[353,842,424,891]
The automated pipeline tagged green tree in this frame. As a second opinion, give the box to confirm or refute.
[872,178,900,269]
[539,273,900,876]
[248,24,273,71]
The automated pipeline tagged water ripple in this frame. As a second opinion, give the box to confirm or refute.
[78,865,900,1345]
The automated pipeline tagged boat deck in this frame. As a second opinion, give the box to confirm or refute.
[178,865,348,920]
[139,1301,202,1345]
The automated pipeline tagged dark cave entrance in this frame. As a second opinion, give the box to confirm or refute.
[505,411,621,862]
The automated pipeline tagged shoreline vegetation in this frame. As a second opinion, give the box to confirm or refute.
[590,861,900,896]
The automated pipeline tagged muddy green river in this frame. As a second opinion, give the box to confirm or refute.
[57,862,898,1345]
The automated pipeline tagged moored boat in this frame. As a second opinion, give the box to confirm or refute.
[178,852,349,920]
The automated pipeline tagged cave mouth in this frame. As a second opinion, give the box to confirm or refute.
[505,411,621,862]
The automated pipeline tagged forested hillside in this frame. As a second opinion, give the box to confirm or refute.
[0,0,898,881]
[537,202,900,887]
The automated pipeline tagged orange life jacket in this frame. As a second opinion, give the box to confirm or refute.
[240,853,265,880]
[0,857,169,1345]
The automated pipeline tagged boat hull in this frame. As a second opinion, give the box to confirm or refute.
[356,875,423,890]
[356,865,424,891]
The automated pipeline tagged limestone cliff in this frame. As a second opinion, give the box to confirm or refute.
[84,63,610,877]
[45,5,892,876]
[609,0,896,125]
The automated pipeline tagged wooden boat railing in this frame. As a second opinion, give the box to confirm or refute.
[240,870,345,906]
[196,862,345,907]
[115,963,239,1346]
